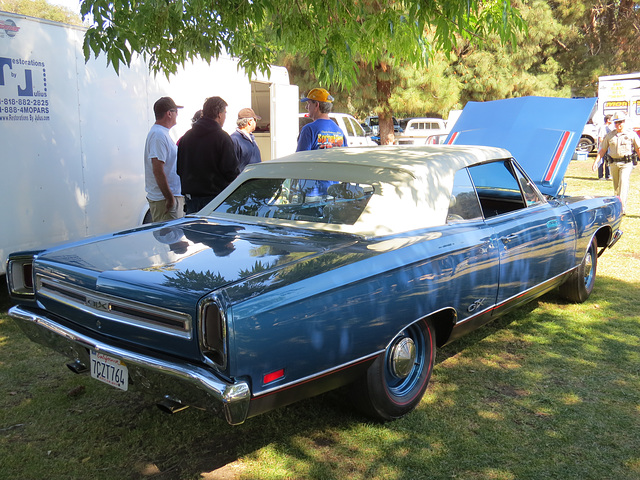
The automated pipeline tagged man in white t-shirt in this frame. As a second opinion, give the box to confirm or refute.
[144,97,185,222]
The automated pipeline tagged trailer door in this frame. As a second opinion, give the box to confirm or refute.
[270,83,299,160]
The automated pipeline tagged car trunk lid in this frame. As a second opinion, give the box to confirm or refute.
[32,219,360,361]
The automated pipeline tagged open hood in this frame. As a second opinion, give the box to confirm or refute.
[446,96,597,197]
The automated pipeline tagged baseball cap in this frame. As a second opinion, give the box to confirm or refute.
[301,88,334,103]
[237,107,262,120]
[611,112,626,123]
[153,97,183,117]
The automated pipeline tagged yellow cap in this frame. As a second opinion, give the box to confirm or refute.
[301,88,334,103]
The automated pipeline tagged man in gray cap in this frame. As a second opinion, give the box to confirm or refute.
[144,96,185,222]
[230,107,262,172]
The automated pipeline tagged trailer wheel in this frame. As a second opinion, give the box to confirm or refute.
[352,318,435,420]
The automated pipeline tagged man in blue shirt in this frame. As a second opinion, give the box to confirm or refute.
[230,107,262,172]
[297,88,348,151]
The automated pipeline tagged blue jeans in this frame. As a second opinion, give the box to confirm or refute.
[598,162,610,179]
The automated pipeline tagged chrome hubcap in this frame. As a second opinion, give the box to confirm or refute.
[390,337,417,379]
[584,251,594,285]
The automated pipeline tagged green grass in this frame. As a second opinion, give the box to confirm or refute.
[1,159,639,480]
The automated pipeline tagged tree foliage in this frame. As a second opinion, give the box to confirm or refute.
[288,0,640,127]
[78,0,525,87]
[450,0,571,104]
[0,0,82,25]
[551,0,640,96]
[6,0,640,130]
[281,50,461,119]
[75,0,525,144]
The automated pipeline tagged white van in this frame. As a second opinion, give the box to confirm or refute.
[395,117,448,145]
[299,113,377,147]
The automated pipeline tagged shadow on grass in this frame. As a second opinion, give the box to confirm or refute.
[1,275,639,480]
[564,175,607,182]
[0,276,15,313]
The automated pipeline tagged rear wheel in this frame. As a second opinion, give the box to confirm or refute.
[352,318,435,420]
[560,238,598,303]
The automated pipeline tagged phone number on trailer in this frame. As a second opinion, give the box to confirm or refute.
[1,98,49,106]
[1,106,50,114]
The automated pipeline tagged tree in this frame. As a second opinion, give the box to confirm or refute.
[550,0,640,97]
[79,0,525,144]
[283,0,572,125]
[0,0,82,25]
[280,50,460,121]
[450,0,572,104]
[390,53,462,118]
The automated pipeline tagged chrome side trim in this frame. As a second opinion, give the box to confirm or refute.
[36,275,192,339]
[455,267,573,327]
[8,306,250,425]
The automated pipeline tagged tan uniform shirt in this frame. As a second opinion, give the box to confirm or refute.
[601,128,640,159]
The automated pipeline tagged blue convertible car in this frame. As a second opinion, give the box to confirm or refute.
[6,97,623,425]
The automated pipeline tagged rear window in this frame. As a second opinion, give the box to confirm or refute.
[467,160,544,218]
[214,178,375,225]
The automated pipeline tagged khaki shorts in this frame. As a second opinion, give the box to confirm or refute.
[147,196,185,222]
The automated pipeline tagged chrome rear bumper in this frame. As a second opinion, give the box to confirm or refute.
[599,229,623,257]
[609,229,623,249]
[8,305,250,425]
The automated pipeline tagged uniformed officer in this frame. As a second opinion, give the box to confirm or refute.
[592,112,640,214]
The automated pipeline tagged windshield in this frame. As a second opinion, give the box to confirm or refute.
[214,178,375,225]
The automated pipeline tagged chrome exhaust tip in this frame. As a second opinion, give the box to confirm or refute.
[156,396,189,414]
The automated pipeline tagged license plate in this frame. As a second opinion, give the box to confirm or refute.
[90,350,128,391]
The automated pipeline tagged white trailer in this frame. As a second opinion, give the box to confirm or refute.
[0,11,299,274]
[576,72,640,153]
[597,72,640,128]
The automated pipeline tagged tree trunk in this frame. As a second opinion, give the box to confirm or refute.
[375,61,394,145]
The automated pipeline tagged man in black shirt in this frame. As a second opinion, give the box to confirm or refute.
[177,96,239,214]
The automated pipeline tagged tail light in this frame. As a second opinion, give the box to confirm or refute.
[200,300,227,368]
[7,255,36,299]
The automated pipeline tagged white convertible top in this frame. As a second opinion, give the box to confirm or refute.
[205,145,512,237]
[266,145,511,177]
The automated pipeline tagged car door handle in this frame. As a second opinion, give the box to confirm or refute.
[502,234,518,244]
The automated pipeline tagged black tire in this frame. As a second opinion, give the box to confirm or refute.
[560,238,598,303]
[352,318,436,421]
